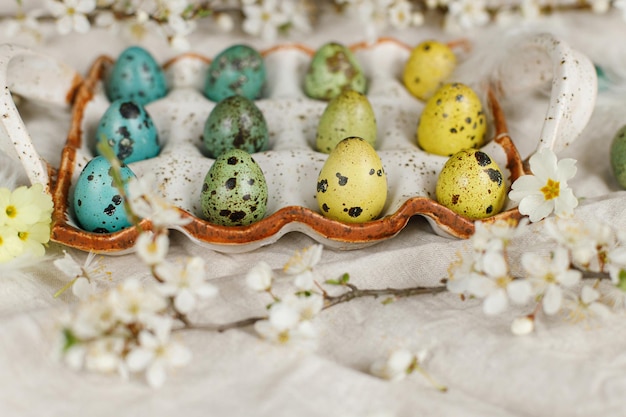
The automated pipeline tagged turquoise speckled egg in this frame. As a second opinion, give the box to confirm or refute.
[73,156,135,233]
[95,99,160,163]
[610,125,626,188]
[201,149,268,226]
[106,46,167,105]
[304,42,366,101]
[204,44,266,102]
[203,95,269,159]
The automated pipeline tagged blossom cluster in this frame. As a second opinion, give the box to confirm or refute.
[0,183,53,262]
[56,173,216,387]
[246,244,325,350]
[447,215,625,335]
[6,0,626,49]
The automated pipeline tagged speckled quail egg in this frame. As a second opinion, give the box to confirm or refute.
[105,46,167,105]
[304,42,367,101]
[95,99,160,164]
[316,89,377,153]
[435,149,506,220]
[200,149,268,226]
[316,137,387,223]
[204,44,266,102]
[203,95,269,159]
[73,156,135,233]
[417,82,487,156]
[403,40,457,101]
[610,125,626,188]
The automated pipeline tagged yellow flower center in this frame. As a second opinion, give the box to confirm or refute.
[278,330,290,344]
[67,7,76,16]
[0,236,3,245]
[6,205,17,218]
[540,178,560,201]
[18,231,28,241]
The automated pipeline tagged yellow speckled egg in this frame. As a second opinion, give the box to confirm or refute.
[417,82,487,156]
[435,149,506,220]
[316,137,387,223]
[403,40,456,101]
[316,90,377,154]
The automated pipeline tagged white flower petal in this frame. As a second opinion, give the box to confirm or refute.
[507,280,532,305]
[174,289,196,314]
[483,289,508,315]
[146,362,166,388]
[581,285,600,304]
[126,347,153,372]
[543,284,562,315]
[246,261,273,292]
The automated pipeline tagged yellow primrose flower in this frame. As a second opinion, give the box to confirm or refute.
[0,226,24,262]
[0,183,53,230]
[17,221,51,258]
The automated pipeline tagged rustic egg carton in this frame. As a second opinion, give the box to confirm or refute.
[0,34,597,254]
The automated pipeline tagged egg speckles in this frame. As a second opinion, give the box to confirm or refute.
[96,99,160,163]
[304,42,366,101]
[73,156,135,233]
[417,83,487,156]
[436,149,506,220]
[204,44,266,102]
[316,90,377,153]
[105,46,167,105]
[201,149,268,226]
[316,137,387,223]
[203,95,269,159]
[403,40,456,101]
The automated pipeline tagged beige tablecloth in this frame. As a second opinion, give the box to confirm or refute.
[1,4,626,417]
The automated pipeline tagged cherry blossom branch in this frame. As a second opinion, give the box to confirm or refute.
[180,283,447,333]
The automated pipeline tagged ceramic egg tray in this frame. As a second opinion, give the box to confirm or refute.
[0,34,597,254]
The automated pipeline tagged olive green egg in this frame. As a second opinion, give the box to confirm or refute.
[200,149,268,226]
[316,137,387,223]
[203,95,269,159]
[417,82,487,156]
[610,125,626,188]
[316,90,377,153]
[435,149,506,220]
[403,40,457,101]
[304,42,367,101]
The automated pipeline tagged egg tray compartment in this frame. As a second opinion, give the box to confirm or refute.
[43,38,534,254]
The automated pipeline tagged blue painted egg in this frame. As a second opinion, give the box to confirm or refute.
[106,46,167,105]
[204,44,266,102]
[73,156,135,233]
[203,95,269,158]
[96,99,160,163]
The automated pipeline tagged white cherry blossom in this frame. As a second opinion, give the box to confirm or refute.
[370,348,422,381]
[155,257,218,314]
[108,278,168,324]
[563,285,611,323]
[135,231,169,266]
[242,0,289,42]
[126,317,191,388]
[54,251,106,299]
[46,0,96,35]
[127,173,191,228]
[246,261,274,292]
[468,250,532,315]
[521,247,581,315]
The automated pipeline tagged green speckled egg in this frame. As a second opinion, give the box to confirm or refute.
[204,44,266,102]
[73,156,135,233]
[316,137,387,223]
[435,149,505,220]
[304,42,366,101]
[106,46,167,105]
[403,40,456,101]
[203,95,269,159]
[417,83,486,156]
[201,149,268,226]
[316,90,376,153]
[610,125,626,188]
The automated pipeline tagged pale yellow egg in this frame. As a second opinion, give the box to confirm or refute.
[417,82,487,157]
[403,40,457,101]
[316,137,387,223]
[435,149,506,220]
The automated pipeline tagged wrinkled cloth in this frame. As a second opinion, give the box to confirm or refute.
[1,5,626,417]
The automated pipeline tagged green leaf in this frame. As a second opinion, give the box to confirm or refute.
[324,279,341,286]
[618,269,626,292]
[340,273,350,284]
[62,328,79,352]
